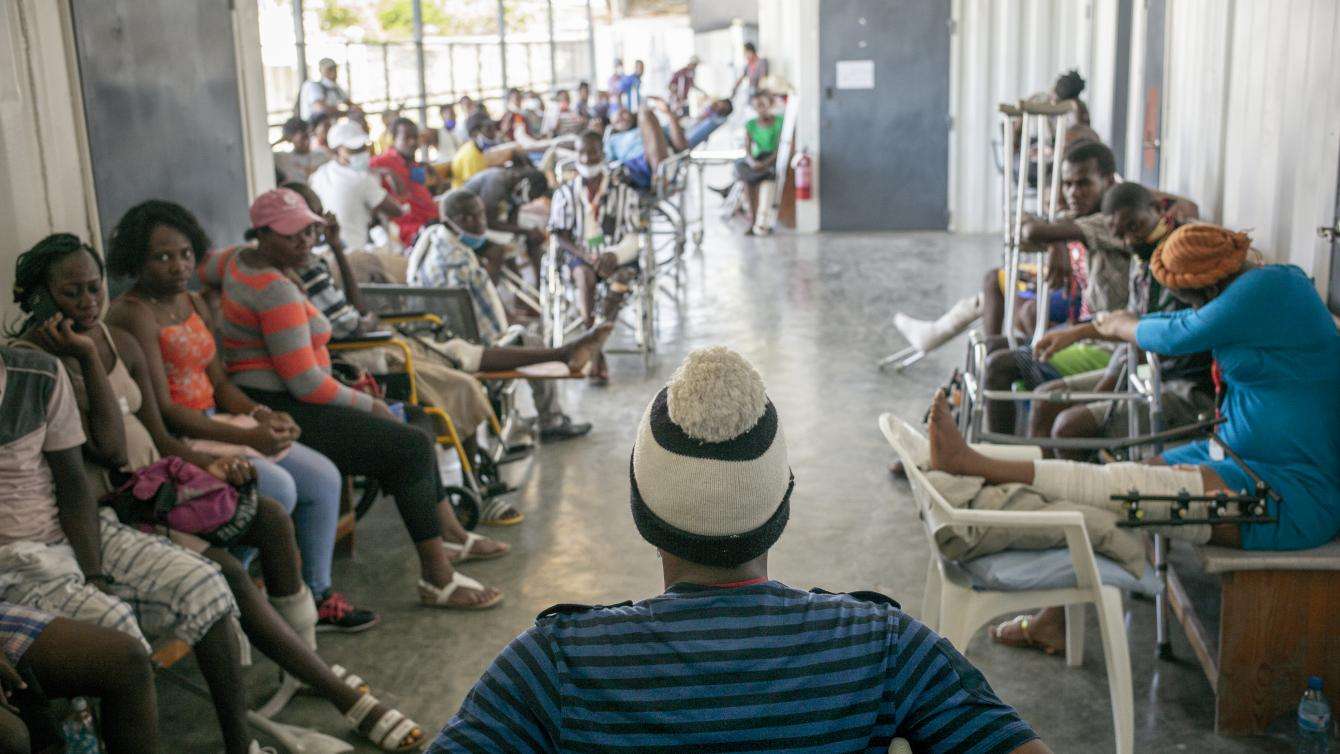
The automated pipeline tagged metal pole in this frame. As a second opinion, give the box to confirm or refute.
[413,0,428,132]
[381,43,391,112]
[547,0,557,90]
[585,0,596,83]
[447,43,456,100]
[475,44,483,100]
[498,0,508,91]
[292,0,308,84]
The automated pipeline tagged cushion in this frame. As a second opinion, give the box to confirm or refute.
[951,548,1162,596]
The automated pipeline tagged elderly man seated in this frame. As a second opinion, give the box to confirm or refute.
[409,188,607,441]
[922,223,1340,654]
[429,347,1051,753]
[605,96,734,191]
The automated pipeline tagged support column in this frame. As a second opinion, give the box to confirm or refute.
[498,0,508,90]
[413,0,428,132]
[547,0,557,89]
[585,0,596,82]
[292,0,307,83]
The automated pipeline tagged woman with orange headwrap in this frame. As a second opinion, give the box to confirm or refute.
[916,222,1340,655]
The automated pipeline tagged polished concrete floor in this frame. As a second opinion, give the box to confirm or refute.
[158,220,1297,752]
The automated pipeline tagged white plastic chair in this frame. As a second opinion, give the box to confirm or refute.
[879,414,1133,754]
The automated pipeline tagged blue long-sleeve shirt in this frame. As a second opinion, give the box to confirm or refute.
[1136,264,1340,549]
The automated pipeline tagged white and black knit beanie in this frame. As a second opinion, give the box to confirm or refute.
[630,347,792,566]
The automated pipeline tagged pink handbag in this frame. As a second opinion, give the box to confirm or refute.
[104,456,258,546]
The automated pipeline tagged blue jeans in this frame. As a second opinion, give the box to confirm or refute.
[250,443,342,596]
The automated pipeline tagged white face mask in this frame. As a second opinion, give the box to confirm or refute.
[575,161,606,180]
[345,151,370,173]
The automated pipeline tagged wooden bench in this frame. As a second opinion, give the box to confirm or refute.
[1166,537,1340,734]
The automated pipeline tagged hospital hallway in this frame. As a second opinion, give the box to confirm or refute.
[152,217,1292,753]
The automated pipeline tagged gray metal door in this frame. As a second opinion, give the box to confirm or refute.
[70,0,250,256]
[818,0,950,231]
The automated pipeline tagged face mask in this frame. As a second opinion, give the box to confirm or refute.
[448,219,487,250]
[475,136,497,150]
[345,152,370,172]
[511,178,532,205]
[575,161,606,180]
[523,98,541,111]
[444,119,456,131]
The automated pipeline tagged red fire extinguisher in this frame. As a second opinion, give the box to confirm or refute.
[793,149,813,201]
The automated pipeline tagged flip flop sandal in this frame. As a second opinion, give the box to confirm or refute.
[988,614,1060,655]
[478,496,525,526]
[417,572,503,610]
[344,692,424,752]
[443,532,509,564]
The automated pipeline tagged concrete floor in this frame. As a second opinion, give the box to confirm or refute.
[158,221,1297,752]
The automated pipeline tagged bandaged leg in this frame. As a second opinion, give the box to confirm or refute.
[259,586,319,718]
[894,293,984,353]
[1032,460,1212,543]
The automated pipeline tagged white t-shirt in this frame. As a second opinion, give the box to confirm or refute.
[299,78,348,120]
[309,161,388,251]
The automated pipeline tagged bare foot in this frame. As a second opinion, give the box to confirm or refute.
[564,322,614,373]
[927,391,979,476]
[988,609,1066,655]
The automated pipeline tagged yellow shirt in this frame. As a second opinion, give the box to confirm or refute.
[451,141,488,188]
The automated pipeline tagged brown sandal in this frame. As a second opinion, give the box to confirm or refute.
[988,614,1061,655]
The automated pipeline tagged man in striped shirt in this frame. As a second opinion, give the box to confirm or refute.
[431,348,1048,753]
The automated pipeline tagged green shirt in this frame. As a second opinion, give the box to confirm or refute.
[745,117,783,159]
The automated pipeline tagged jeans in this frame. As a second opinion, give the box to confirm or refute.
[243,389,443,543]
[250,443,342,595]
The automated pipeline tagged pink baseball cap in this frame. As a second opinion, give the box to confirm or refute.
[249,188,323,235]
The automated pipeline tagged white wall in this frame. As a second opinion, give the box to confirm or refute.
[1160,0,1340,285]
[949,0,1120,233]
[0,0,98,328]
[757,0,820,232]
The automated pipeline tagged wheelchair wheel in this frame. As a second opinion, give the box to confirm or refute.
[445,484,481,531]
[472,451,512,497]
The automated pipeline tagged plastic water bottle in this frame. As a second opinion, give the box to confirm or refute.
[61,698,102,754]
[1298,676,1333,754]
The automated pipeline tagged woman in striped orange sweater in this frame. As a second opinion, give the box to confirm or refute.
[219,188,503,610]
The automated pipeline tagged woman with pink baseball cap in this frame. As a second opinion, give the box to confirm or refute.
[218,188,505,614]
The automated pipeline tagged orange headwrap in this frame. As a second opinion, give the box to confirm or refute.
[1151,223,1250,290]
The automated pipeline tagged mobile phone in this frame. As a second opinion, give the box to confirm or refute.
[27,289,60,325]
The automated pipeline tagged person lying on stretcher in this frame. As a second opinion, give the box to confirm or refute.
[920,222,1340,655]
[604,96,733,191]
[548,130,643,385]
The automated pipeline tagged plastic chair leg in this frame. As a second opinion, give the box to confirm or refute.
[1096,587,1135,754]
[921,561,943,631]
[1064,602,1086,668]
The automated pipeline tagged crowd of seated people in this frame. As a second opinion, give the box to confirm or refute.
[890,70,1340,660]
[0,61,1084,753]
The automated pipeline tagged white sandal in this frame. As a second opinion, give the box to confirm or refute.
[330,664,370,695]
[417,572,503,610]
[344,693,423,752]
[442,532,509,564]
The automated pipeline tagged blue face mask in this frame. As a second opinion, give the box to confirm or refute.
[458,233,487,250]
[444,119,456,130]
[474,136,497,150]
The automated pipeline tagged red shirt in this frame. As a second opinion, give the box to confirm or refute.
[369,148,438,246]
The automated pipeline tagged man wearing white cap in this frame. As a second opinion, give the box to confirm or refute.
[430,347,1052,753]
[308,121,404,251]
[299,58,353,121]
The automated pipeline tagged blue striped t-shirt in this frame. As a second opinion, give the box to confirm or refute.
[430,580,1037,753]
